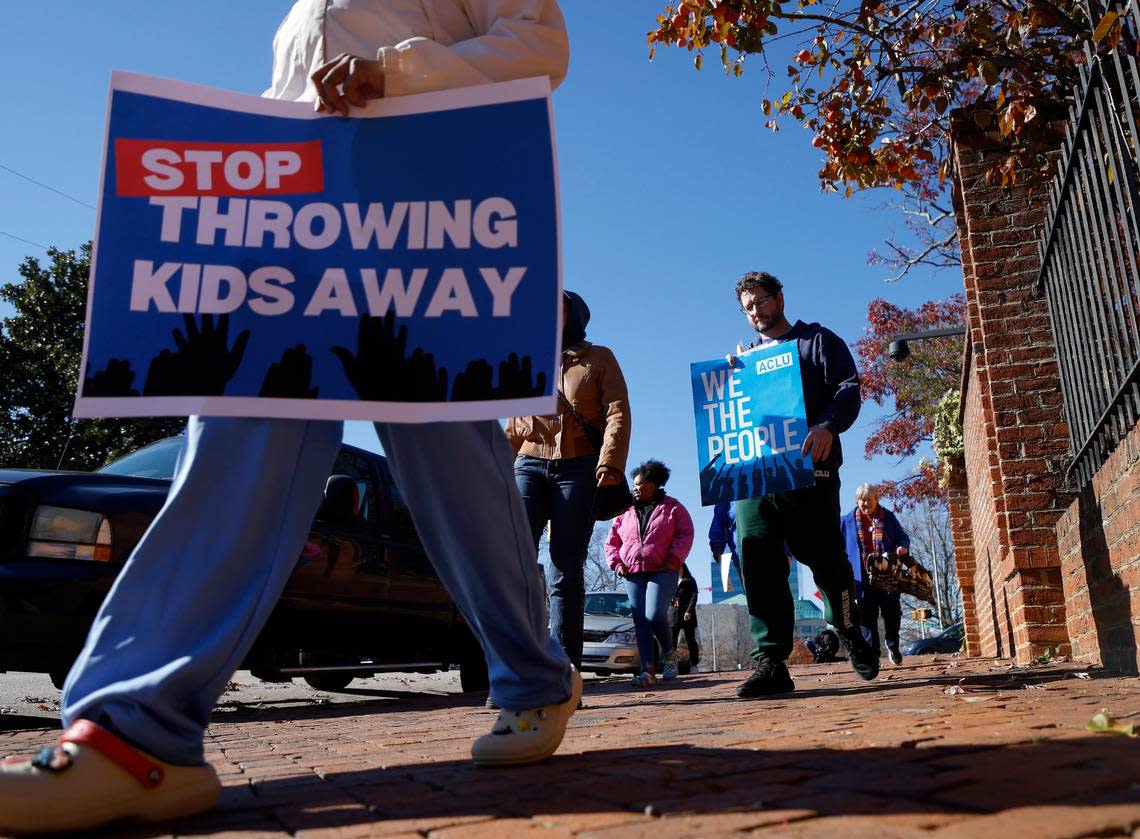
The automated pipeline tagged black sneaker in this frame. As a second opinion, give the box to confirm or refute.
[736,655,795,698]
[888,646,903,666]
[838,630,880,681]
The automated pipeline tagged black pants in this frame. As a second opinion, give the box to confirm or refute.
[671,623,699,666]
[734,476,860,661]
[860,587,902,658]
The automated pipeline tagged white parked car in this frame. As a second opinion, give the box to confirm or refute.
[579,591,690,675]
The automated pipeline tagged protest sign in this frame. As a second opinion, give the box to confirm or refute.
[690,344,816,506]
[75,72,561,423]
[720,552,736,594]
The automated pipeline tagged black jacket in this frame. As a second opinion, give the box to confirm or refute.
[670,576,699,628]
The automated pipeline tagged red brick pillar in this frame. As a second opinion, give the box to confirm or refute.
[945,466,981,656]
[950,109,1073,663]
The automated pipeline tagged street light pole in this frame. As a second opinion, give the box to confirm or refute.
[925,507,945,628]
[887,326,966,362]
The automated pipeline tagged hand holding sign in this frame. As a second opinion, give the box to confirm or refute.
[310,53,385,115]
[800,425,834,462]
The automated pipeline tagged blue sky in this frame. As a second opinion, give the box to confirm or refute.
[0,3,963,601]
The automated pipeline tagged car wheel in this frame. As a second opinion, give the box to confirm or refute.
[303,672,356,692]
[460,648,490,693]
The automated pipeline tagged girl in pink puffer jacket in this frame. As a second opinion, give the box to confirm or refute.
[606,460,695,687]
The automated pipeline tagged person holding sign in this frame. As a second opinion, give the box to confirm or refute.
[507,290,631,668]
[841,483,912,666]
[0,2,578,834]
[726,271,880,699]
[605,460,694,687]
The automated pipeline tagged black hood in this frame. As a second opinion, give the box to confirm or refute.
[562,290,591,350]
[0,469,171,516]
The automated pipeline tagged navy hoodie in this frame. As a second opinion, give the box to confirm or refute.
[748,320,860,476]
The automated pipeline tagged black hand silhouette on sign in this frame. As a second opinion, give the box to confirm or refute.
[451,359,495,401]
[83,358,139,397]
[497,353,547,398]
[699,457,719,501]
[451,353,548,401]
[332,312,449,402]
[260,344,319,399]
[143,314,251,396]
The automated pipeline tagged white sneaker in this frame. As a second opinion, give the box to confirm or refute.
[471,667,582,767]
[0,720,221,834]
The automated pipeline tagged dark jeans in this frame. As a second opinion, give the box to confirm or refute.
[672,623,699,666]
[860,587,902,658]
[515,454,598,667]
[734,476,860,661]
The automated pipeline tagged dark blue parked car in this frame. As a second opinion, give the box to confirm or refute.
[903,621,964,656]
[0,437,487,692]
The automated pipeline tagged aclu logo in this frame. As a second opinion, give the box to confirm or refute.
[755,351,794,376]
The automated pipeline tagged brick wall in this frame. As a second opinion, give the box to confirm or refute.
[1055,420,1140,674]
[950,110,1073,663]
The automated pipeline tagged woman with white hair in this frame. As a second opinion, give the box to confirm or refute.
[840,483,912,665]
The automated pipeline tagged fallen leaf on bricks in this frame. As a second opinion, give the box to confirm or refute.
[1086,709,1136,737]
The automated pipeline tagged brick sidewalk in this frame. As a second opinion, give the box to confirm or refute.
[2,657,1139,837]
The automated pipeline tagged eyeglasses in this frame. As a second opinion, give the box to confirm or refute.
[741,295,774,313]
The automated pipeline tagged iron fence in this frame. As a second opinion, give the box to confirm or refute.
[1038,0,1140,487]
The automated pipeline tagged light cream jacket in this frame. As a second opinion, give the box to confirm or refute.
[267,0,569,101]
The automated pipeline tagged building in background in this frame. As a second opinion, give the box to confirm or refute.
[793,598,827,645]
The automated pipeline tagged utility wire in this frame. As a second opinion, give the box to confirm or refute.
[0,229,48,250]
[0,162,96,210]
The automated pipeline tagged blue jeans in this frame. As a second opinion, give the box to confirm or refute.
[624,571,676,672]
[514,454,597,667]
[61,416,571,766]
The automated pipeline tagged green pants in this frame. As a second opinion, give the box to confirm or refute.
[734,477,859,661]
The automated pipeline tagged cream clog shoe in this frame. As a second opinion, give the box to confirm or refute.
[471,667,582,767]
[0,719,221,834]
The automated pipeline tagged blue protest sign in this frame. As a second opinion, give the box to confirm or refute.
[690,344,816,506]
[75,72,560,423]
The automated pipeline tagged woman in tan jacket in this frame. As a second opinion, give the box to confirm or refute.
[507,290,631,667]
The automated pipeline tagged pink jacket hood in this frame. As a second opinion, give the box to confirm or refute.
[605,494,694,575]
